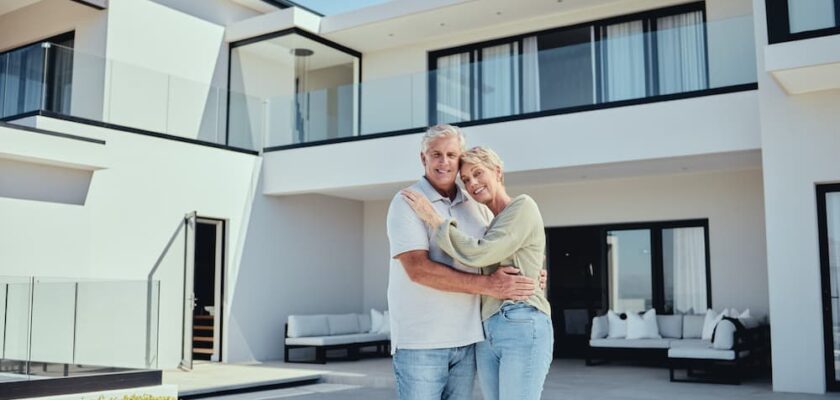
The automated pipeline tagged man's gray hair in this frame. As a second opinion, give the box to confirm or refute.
[420,124,466,153]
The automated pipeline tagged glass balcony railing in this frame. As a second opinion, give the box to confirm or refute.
[0,276,160,382]
[0,15,757,152]
[259,14,757,150]
[0,42,261,151]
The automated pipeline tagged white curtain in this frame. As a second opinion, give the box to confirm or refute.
[48,44,74,114]
[436,52,471,123]
[0,45,44,118]
[522,36,541,113]
[601,20,646,102]
[672,227,707,314]
[828,193,840,299]
[657,11,707,95]
[481,43,517,118]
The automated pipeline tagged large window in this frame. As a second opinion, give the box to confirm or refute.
[606,220,710,314]
[0,32,74,119]
[429,3,710,124]
[818,184,840,391]
[766,0,840,43]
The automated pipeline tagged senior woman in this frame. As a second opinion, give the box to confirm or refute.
[401,146,552,400]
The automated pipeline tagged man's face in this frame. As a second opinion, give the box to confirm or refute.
[421,136,461,193]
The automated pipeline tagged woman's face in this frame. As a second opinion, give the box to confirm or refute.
[460,162,501,205]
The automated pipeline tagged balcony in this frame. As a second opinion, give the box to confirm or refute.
[242,13,757,152]
[764,0,840,94]
[260,13,761,197]
[0,39,256,153]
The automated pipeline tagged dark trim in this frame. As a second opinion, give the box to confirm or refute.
[260,0,324,17]
[0,31,74,55]
[25,110,257,155]
[0,117,106,145]
[229,27,360,58]
[264,83,757,152]
[766,0,840,44]
[0,369,161,400]
[68,0,107,10]
[817,183,840,391]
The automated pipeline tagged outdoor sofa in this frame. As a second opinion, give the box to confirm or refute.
[587,310,770,384]
[284,312,390,364]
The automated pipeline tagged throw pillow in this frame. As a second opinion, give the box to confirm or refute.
[607,310,627,339]
[701,309,725,340]
[590,315,609,339]
[378,310,391,334]
[370,308,384,333]
[626,309,662,339]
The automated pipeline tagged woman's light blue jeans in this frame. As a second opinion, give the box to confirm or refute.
[476,303,553,400]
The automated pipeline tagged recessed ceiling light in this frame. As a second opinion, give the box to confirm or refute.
[388,33,394,37]
[496,11,502,15]
[440,22,446,26]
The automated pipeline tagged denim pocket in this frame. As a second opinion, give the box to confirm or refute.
[501,304,537,324]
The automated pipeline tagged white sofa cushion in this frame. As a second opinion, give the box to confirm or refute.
[657,315,683,339]
[358,313,372,333]
[668,339,710,349]
[328,313,361,335]
[287,315,329,338]
[668,347,744,361]
[701,309,726,340]
[591,315,609,339]
[682,314,705,339]
[626,309,661,339]
[607,310,627,339]
[712,319,737,350]
[286,332,389,346]
[370,309,384,333]
[589,338,672,349]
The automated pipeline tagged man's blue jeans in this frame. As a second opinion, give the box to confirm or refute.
[476,303,553,400]
[393,344,476,400]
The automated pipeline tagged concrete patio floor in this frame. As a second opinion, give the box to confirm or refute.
[195,358,840,399]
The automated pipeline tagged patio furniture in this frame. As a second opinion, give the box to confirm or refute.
[586,311,769,384]
[668,319,770,384]
[284,313,390,364]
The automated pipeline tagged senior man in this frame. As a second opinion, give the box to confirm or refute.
[386,124,541,400]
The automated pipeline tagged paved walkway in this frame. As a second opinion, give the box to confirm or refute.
[195,358,840,399]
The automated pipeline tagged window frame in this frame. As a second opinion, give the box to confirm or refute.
[817,183,840,391]
[766,0,840,44]
[602,218,712,315]
[427,2,708,125]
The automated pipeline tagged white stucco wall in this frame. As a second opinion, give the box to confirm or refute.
[264,89,760,196]
[752,0,840,394]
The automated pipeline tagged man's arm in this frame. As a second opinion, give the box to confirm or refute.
[396,250,535,300]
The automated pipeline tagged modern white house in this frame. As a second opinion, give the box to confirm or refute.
[0,0,838,396]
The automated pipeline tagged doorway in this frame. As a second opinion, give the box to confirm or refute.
[191,218,225,362]
[546,226,605,358]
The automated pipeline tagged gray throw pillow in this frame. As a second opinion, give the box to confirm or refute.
[657,315,683,339]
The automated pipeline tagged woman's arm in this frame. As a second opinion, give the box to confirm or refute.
[435,198,537,268]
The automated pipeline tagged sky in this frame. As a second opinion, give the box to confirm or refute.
[293,0,391,15]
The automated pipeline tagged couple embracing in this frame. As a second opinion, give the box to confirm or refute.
[387,124,553,400]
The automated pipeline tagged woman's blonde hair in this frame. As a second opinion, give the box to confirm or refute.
[460,146,504,183]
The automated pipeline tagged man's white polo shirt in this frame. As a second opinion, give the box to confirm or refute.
[386,177,491,353]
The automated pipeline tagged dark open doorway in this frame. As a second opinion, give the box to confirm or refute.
[546,226,605,358]
[192,218,224,362]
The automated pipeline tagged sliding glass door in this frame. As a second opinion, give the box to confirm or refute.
[818,184,840,390]
[605,220,710,314]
